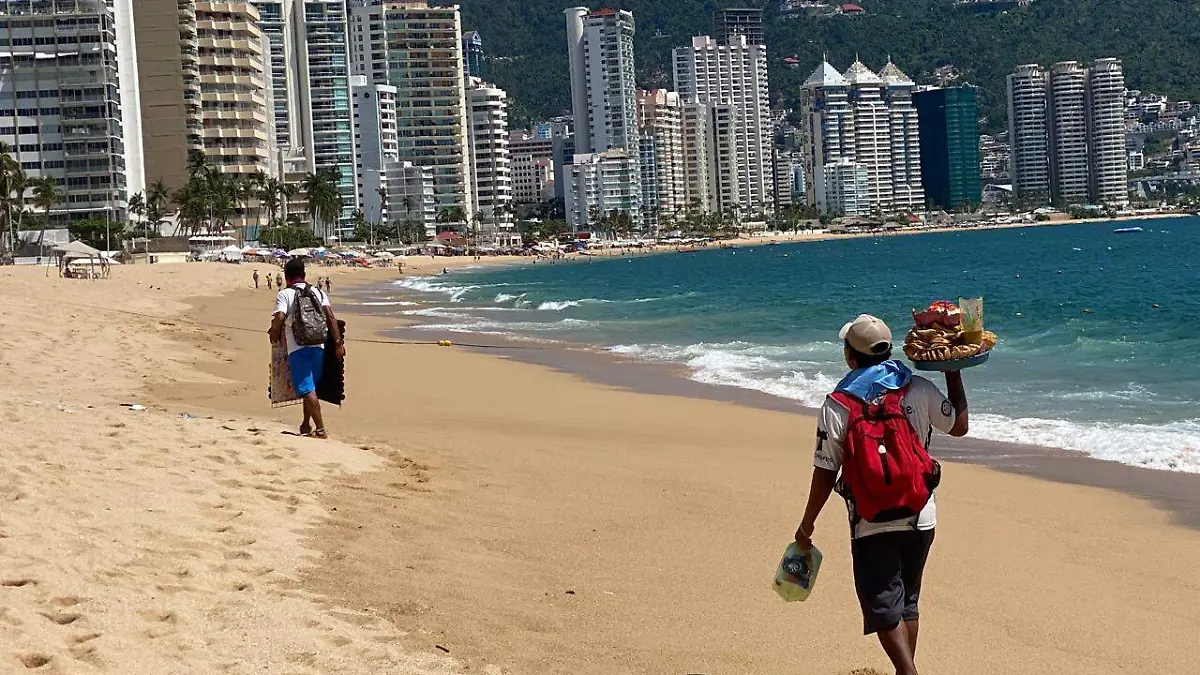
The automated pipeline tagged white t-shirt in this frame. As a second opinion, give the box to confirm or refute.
[813,375,956,539]
[273,283,331,354]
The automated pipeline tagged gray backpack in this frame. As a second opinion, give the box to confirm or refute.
[290,284,329,346]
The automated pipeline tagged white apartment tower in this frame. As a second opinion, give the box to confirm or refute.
[673,34,773,216]
[350,1,474,225]
[195,1,274,185]
[1048,61,1088,205]
[565,7,638,154]
[680,101,713,213]
[351,78,398,222]
[0,0,143,231]
[1007,64,1051,202]
[467,80,514,243]
[800,59,922,216]
[637,90,685,224]
[1007,59,1128,207]
[564,7,641,231]
[880,61,923,212]
[1086,58,1128,206]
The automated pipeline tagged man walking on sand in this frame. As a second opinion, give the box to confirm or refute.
[252,269,259,289]
[794,315,968,675]
[269,258,345,439]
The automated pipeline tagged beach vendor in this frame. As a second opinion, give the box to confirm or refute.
[268,258,345,439]
[794,315,969,675]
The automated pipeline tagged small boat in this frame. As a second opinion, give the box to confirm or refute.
[1113,226,1144,234]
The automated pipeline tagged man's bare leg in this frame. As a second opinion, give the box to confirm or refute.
[876,622,918,675]
[906,619,920,659]
[303,392,326,435]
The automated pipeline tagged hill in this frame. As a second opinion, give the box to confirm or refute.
[459,0,1200,132]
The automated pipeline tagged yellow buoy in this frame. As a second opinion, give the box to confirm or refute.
[438,340,452,347]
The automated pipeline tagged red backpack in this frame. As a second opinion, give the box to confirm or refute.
[830,386,941,523]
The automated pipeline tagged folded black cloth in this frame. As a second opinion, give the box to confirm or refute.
[317,319,346,406]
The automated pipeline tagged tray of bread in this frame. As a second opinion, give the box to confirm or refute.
[903,299,996,371]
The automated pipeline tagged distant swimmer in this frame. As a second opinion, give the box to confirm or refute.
[795,315,969,675]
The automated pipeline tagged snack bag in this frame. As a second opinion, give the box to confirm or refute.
[959,297,984,344]
[772,542,823,602]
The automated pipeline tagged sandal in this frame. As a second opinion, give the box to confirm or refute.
[306,428,328,439]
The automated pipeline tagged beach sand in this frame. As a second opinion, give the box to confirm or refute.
[4,261,1199,674]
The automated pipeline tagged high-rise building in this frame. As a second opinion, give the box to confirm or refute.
[680,101,712,213]
[714,7,763,46]
[254,0,359,234]
[880,61,924,212]
[350,0,474,225]
[509,132,555,204]
[0,0,142,230]
[195,1,274,189]
[565,7,637,154]
[1086,58,1127,206]
[133,0,196,193]
[462,30,483,78]
[352,78,398,223]
[1006,59,1128,207]
[824,159,869,216]
[914,86,982,211]
[800,59,923,216]
[1048,61,1088,205]
[564,7,640,230]
[637,90,685,226]
[1007,64,1050,202]
[564,150,643,230]
[673,35,773,216]
[467,80,514,243]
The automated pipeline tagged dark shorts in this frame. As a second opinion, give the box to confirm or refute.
[851,529,935,635]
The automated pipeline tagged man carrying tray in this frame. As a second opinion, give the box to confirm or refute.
[269,258,345,438]
[794,314,969,675]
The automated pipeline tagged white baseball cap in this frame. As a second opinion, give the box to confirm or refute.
[839,314,893,356]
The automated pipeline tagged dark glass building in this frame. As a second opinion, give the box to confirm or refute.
[463,30,484,77]
[914,86,982,210]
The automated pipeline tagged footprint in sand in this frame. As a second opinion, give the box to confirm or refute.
[39,611,81,625]
[1,578,38,588]
[16,653,51,669]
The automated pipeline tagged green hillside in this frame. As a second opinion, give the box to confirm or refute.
[459,0,1200,131]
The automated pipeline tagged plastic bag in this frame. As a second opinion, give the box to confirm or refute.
[772,542,823,602]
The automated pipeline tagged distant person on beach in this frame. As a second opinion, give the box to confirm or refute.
[266,273,273,290]
[269,258,345,439]
[324,277,332,295]
[275,272,283,289]
[794,314,968,675]
[252,270,259,289]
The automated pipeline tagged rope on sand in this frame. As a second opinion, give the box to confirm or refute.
[55,301,547,351]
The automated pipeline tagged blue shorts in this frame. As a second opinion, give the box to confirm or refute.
[288,346,324,396]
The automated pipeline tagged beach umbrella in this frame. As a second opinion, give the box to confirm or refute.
[287,248,311,257]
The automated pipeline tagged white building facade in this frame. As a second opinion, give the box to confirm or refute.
[636,89,685,227]
[563,6,640,231]
[467,80,514,244]
[1007,63,1051,202]
[800,59,922,216]
[673,35,773,216]
[1086,58,1128,206]
[349,0,474,225]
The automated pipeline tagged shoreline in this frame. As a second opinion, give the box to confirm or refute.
[344,294,1200,532]
[170,267,1200,675]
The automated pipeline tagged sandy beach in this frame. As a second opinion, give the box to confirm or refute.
[3,260,1200,674]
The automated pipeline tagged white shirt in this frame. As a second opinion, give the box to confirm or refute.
[273,283,331,354]
[813,375,956,539]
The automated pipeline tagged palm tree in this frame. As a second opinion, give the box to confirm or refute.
[258,177,283,228]
[280,182,299,223]
[127,190,146,237]
[0,153,27,252]
[30,175,61,257]
[146,178,170,229]
[302,170,342,242]
[375,186,388,223]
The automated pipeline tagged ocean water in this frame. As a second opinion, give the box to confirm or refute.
[378,219,1200,473]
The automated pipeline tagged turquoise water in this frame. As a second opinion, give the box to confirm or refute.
[382,219,1200,473]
